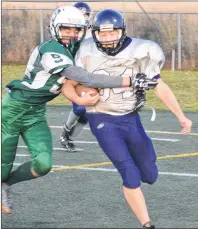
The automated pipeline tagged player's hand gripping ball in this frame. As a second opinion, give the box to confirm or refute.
[75,85,99,97]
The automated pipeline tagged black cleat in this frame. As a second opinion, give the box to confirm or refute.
[60,125,77,152]
[62,139,77,152]
[142,221,155,229]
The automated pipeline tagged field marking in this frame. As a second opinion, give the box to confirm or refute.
[17,136,180,152]
[49,125,198,136]
[157,152,198,159]
[13,152,198,177]
[17,146,84,152]
[78,167,198,177]
[16,151,198,160]
[13,163,66,168]
[72,138,180,143]
[146,130,198,136]
[51,152,198,172]
[12,162,198,177]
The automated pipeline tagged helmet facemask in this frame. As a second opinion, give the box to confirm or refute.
[92,27,126,55]
[55,24,86,45]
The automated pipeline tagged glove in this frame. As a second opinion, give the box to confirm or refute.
[131,73,158,90]
[134,90,146,112]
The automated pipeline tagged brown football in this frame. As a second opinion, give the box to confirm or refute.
[75,85,99,97]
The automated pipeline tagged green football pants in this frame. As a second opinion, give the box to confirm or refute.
[2,93,53,181]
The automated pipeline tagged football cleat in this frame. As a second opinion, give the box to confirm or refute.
[1,183,12,214]
[142,221,155,229]
[60,124,77,152]
[63,139,77,152]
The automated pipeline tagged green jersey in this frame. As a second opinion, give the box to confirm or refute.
[6,40,74,105]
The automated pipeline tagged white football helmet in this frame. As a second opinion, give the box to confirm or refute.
[50,6,86,42]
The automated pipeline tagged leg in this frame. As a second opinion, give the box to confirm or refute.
[126,116,158,185]
[6,121,53,186]
[88,115,151,226]
[1,94,21,214]
[70,106,87,138]
[125,115,158,227]
[65,110,79,130]
[60,102,87,151]
[123,186,153,227]
[1,94,21,181]
[1,129,19,182]
[1,128,19,214]
[22,121,53,177]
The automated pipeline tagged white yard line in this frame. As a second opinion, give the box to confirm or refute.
[73,138,179,143]
[150,138,179,142]
[49,125,198,136]
[78,167,198,177]
[12,163,198,177]
[17,146,84,151]
[13,163,66,168]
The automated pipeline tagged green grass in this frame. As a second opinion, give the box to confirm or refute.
[2,64,198,111]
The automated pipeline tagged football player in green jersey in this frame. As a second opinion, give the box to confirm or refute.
[1,5,139,214]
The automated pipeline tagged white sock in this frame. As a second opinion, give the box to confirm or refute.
[66,110,79,130]
[70,122,85,138]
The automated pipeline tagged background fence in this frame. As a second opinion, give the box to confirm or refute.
[2,8,198,70]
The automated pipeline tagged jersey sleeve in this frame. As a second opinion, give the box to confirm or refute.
[145,43,165,79]
[40,52,73,74]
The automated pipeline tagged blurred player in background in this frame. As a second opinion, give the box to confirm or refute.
[63,9,192,228]
[1,6,136,215]
[74,1,93,38]
[60,2,93,152]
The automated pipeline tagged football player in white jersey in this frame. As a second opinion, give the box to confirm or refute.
[62,9,192,228]
[60,2,93,151]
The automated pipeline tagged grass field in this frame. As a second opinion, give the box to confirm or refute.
[2,64,198,112]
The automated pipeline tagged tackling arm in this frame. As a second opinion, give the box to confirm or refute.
[61,66,130,88]
[62,80,100,106]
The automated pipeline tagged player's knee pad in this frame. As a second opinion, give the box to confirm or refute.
[32,152,52,176]
[73,105,86,117]
[141,165,158,185]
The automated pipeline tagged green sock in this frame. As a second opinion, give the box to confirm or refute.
[6,161,36,186]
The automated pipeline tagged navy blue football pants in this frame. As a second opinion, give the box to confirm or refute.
[87,112,158,189]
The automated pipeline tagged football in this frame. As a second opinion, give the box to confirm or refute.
[75,85,99,97]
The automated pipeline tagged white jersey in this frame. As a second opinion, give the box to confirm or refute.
[75,37,165,116]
